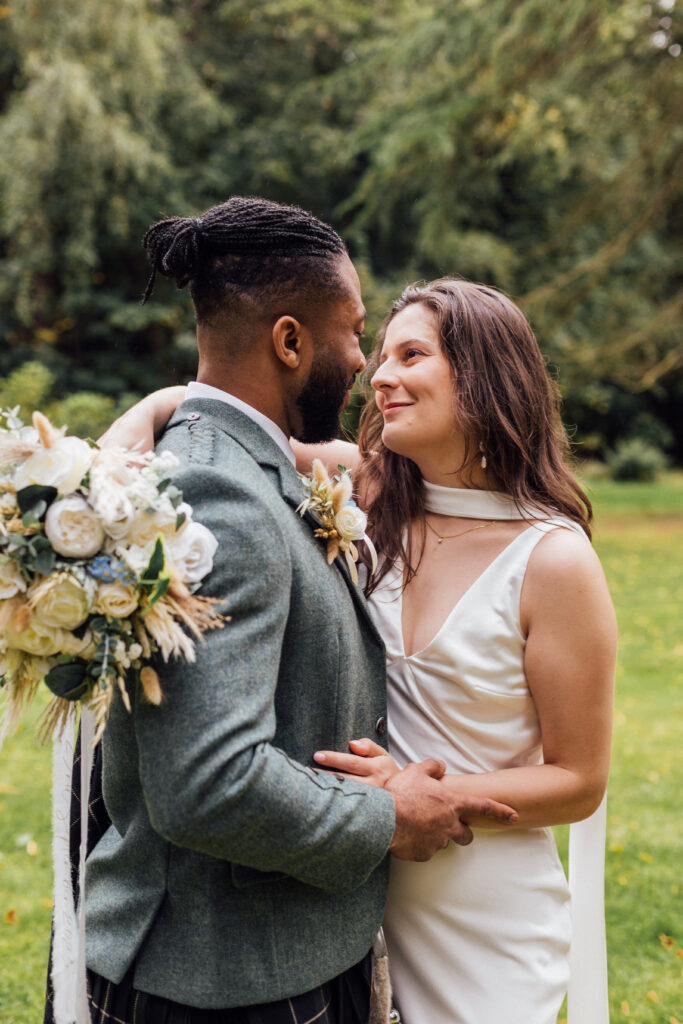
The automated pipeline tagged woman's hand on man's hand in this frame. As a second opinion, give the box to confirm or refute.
[313,737,401,787]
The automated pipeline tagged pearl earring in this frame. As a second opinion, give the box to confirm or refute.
[479,442,487,470]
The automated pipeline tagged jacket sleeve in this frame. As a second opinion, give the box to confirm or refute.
[134,462,396,895]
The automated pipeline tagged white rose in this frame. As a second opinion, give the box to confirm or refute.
[0,492,18,515]
[28,572,92,629]
[95,581,139,619]
[335,504,367,543]
[4,617,67,657]
[14,436,95,496]
[0,557,27,599]
[88,456,137,539]
[167,521,218,583]
[150,450,180,474]
[44,495,105,558]
[62,629,96,658]
[119,541,156,576]
[126,506,179,549]
[94,484,135,540]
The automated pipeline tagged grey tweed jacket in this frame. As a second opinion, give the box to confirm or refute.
[84,398,396,1008]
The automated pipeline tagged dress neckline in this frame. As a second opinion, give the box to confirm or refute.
[423,481,535,520]
[397,526,536,659]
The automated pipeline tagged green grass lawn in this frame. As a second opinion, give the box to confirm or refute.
[1,474,682,1023]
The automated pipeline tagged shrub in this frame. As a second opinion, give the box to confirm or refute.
[607,438,668,482]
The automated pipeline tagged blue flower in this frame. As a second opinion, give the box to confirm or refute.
[86,556,136,585]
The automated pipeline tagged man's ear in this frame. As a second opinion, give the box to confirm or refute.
[272,315,304,369]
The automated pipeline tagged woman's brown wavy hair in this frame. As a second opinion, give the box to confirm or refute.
[356,278,592,596]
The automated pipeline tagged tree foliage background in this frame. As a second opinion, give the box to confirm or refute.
[0,0,681,461]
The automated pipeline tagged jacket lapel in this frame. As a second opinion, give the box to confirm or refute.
[165,399,384,649]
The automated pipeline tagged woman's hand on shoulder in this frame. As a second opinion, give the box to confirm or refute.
[98,386,187,451]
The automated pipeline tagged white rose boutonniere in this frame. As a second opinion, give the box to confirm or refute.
[297,459,377,584]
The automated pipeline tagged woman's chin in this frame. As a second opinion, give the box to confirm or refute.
[381,426,418,460]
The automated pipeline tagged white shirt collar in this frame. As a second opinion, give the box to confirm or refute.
[185,381,296,467]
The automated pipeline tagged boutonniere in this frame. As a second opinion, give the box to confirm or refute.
[297,459,377,585]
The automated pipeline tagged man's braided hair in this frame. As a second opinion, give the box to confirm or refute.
[141,197,348,326]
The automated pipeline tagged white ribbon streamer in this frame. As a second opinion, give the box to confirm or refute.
[51,706,94,1024]
[568,795,609,1024]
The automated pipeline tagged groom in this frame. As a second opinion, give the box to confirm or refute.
[81,198,515,1023]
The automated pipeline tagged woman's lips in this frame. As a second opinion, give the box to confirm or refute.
[382,402,412,416]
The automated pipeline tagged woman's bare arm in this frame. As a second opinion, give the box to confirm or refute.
[290,439,361,478]
[98,386,187,450]
[99,390,368,506]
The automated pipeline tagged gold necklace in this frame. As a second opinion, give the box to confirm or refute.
[425,516,496,544]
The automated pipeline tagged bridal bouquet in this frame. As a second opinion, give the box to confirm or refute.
[0,407,227,746]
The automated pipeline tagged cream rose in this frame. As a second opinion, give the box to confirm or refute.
[0,557,27,599]
[167,521,218,583]
[94,485,135,540]
[335,505,367,543]
[95,581,139,619]
[28,572,92,630]
[61,629,96,658]
[45,495,105,558]
[14,436,95,496]
[126,504,181,549]
[119,541,156,576]
[4,617,66,657]
[89,455,138,539]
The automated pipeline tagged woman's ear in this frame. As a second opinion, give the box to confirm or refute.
[271,315,304,369]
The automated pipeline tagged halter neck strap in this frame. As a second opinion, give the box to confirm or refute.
[423,481,533,520]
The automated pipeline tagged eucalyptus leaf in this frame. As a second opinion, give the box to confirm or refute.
[143,536,165,583]
[16,485,58,516]
[35,548,56,575]
[44,662,89,701]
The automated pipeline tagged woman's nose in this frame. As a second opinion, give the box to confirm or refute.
[371,363,396,390]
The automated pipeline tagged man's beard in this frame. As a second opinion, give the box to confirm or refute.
[294,353,352,444]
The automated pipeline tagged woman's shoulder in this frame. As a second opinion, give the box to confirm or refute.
[525,519,598,574]
[522,520,610,614]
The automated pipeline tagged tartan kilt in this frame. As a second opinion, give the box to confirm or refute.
[85,955,371,1024]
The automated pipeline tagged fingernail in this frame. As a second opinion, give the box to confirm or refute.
[313,752,326,763]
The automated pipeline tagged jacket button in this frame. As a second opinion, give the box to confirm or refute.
[375,715,387,736]
[186,412,201,421]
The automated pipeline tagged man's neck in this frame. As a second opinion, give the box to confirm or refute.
[196,365,289,437]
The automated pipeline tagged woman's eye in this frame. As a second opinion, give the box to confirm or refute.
[404,348,422,360]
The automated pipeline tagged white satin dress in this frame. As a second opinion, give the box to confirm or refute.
[367,487,607,1024]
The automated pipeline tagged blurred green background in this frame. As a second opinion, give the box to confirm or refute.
[0,0,681,474]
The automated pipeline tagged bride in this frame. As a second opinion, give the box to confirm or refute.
[103,278,616,1024]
